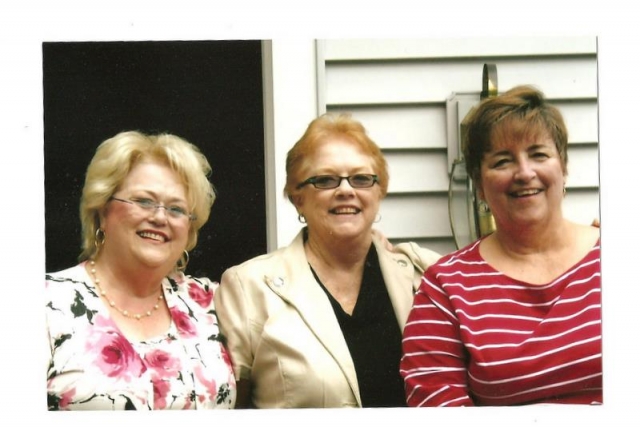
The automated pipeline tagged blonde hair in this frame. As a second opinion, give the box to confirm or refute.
[79,131,215,261]
[283,113,389,202]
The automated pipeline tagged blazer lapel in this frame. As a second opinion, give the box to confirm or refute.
[373,236,418,329]
[261,230,362,406]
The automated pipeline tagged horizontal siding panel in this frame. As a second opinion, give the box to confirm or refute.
[325,57,598,105]
[322,37,597,61]
[564,190,601,225]
[327,105,446,149]
[386,151,449,193]
[567,145,600,188]
[496,59,598,100]
[378,193,451,239]
[557,101,599,143]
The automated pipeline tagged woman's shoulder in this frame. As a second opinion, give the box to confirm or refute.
[442,239,482,261]
[388,240,443,271]
[573,221,601,252]
[424,239,484,272]
[574,223,601,267]
[222,232,306,278]
[45,263,90,292]
[45,264,96,317]
[169,272,218,293]
[234,246,292,269]
[580,222,601,241]
[46,263,86,279]
[168,273,218,310]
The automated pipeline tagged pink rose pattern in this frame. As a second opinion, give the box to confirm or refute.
[188,282,213,308]
[194,364,220,405]
[144,349,184,409]
[46,267,235,410]
[144,349,181,376]
[152,376,172,410]
[87,327,147,380]
[170,307,198,338]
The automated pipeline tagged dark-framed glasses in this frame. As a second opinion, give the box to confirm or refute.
[110,197,197,221]
[296,174,379,190]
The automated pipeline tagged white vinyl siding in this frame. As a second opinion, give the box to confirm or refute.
[316,37,600,254]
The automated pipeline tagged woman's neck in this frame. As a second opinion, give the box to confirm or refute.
[304,230,370,315]
[90,254,167,298]
[493,218,574,257]
[305,230,371,271]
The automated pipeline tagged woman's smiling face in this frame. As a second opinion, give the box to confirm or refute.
[99,160,191,273]
[478,132,566,229]
[293,137,383,242]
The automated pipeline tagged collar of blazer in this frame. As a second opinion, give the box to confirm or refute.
[261,229,418,319]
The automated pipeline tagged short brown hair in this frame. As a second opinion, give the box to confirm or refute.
[463,85,569,183]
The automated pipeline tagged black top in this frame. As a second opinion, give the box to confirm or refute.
[309,245,407,407]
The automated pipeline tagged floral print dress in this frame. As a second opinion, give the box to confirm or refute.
[46,263,236,410]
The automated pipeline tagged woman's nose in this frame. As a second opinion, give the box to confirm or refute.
[149,205,170,223]
[335,177,355,195]
[514,159,536,181]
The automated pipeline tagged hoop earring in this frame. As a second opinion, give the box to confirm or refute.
[563,186,567,196]
[94,228,106,252]
[298,214,307,224]
[177,250,190,272]
[374,213,382,223]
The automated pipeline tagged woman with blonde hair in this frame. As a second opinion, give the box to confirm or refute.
[46,131,236,410]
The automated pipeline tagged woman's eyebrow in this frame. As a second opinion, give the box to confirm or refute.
[129,189,187,204]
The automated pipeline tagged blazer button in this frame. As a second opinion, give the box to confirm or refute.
[397,259,408,267]
[273,277,285,287]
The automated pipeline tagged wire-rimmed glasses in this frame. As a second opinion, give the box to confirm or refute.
[110,197,197,221]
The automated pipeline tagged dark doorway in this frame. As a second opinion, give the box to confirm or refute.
[43,40,267,280]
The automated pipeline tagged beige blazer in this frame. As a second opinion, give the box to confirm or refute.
[215,229,441,408]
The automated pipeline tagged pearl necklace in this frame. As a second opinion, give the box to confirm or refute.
[89,260,164,321]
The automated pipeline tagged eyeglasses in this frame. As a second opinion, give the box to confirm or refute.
[296,174,379,190]
[110,197,197,221]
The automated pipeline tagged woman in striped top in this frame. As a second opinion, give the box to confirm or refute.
[400,85,602,406]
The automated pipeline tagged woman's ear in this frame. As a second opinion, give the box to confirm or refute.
[97,205,107,231]
[290,193,304,210]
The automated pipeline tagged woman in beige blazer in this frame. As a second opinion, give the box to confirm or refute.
[215,113,441,408]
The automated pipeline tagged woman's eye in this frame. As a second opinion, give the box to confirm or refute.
[169,206,187,216]
[316,176,337,185]
[492,159,509,168]
[134,198,155,208]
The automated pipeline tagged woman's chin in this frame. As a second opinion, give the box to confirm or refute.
[133,252,177,273]
[327,222,372,239]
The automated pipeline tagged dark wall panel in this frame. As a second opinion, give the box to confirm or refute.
[43,40,266,281]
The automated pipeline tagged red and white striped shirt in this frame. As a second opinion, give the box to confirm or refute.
[400,239,602,406]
